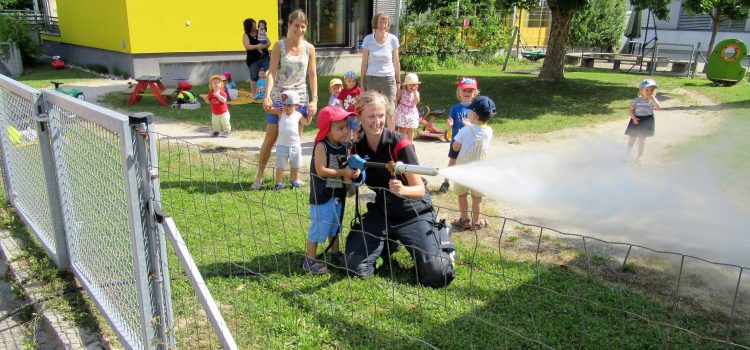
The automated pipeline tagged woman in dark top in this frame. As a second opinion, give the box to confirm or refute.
[242,18,270,99]
[344,91,456,288]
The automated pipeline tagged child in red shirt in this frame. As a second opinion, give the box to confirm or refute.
[337,70,362,140]
[206,75,231,137]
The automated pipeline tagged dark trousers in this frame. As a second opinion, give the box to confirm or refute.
[344,209,456,288]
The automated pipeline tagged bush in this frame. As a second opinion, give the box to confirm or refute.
[400,54,438,72]
[441,56,461,69]
[0,13,41,66]
[568,0,628,51]
[85,63,109,75]
[111,66,129,79]
[400,1,511,70]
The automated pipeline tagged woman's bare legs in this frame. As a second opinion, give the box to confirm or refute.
[254,123,279,187]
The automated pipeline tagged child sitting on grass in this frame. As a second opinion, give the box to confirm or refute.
[304,105,359,274]
[267,90,313,191]
[450,96,496,231]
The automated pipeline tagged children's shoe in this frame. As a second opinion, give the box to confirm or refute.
[274,182,284,192]
[212,131,220,137]
[250,180,263,190]
[329,251,344,267]
[439,181,450,193]
[291,180,303,189]
[302,257,328,274]
[221,131,230,138]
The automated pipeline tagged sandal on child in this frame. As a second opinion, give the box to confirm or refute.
[451,218,470,230]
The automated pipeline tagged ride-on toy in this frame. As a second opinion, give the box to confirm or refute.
[416,105,451,142]
[51,81,85,100]
[51,56,65,70]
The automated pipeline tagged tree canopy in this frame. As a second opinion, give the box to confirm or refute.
[568,0,629,51]
[682,0,750,56]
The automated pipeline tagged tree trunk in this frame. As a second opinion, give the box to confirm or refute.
[539,6,576,81]
[701,9,721,73]
[706,9,721,59]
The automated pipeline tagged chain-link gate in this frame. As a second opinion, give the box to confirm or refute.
[0,74,181,349]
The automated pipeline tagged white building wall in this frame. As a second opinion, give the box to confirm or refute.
[638,0,750,54]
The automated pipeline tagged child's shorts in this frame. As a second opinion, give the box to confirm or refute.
[275,144,302,169]
[309,198,343,243]
[448,140,459,159]
[266,101,309,124]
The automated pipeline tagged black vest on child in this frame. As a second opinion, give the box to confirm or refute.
[309,140,349,205]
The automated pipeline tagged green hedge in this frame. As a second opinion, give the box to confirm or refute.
[399,3,511,71]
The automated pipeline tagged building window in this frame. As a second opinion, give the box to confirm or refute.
[525,1,550,28]
[279,0,372,47]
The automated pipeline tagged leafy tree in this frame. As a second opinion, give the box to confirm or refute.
[0,13,41,65]
[681,0,750,58]
[501,0,587,81]
[568,0,628,51]
[0,0,34,10]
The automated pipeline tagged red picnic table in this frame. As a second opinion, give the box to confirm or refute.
[128,75,171,106]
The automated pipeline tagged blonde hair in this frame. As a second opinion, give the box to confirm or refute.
[455,87,480,101]
[355,90,388,116]
[371,12,391,30]
[288,9,308,26]
[208,75,224,90]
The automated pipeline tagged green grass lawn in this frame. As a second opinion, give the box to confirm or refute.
[11,62,750,348]
[15,64,101,89]
[97,63,696,137]
[157,139,749,349]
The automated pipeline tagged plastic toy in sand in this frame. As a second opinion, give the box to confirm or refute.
[416,105,451,142]
[51,81,85,100]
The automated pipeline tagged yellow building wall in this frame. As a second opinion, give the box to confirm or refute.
[41,0,279,54]
[125,0,278,54]
[520,26,549,47]
[40,0,131,53]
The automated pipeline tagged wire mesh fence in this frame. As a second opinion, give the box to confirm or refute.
[154,133,750,349]
[43,95,147,348]
[0,79,61,266]
[0,75,173,349]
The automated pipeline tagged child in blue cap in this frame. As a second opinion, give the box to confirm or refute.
[450,95,496,231]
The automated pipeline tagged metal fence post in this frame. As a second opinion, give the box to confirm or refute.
[650,42,659,75]
[0,138,11,205]
[34,105,70,270]
[129,112,174,348]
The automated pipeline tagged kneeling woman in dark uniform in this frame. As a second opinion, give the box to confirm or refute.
[345,91,456,288]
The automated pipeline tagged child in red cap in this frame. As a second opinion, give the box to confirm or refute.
[440,77,480,193]
[304,105,360,274]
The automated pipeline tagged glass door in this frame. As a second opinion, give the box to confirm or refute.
[310,0,347,46]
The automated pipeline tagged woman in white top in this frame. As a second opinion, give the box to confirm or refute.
[360,12,401,129]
